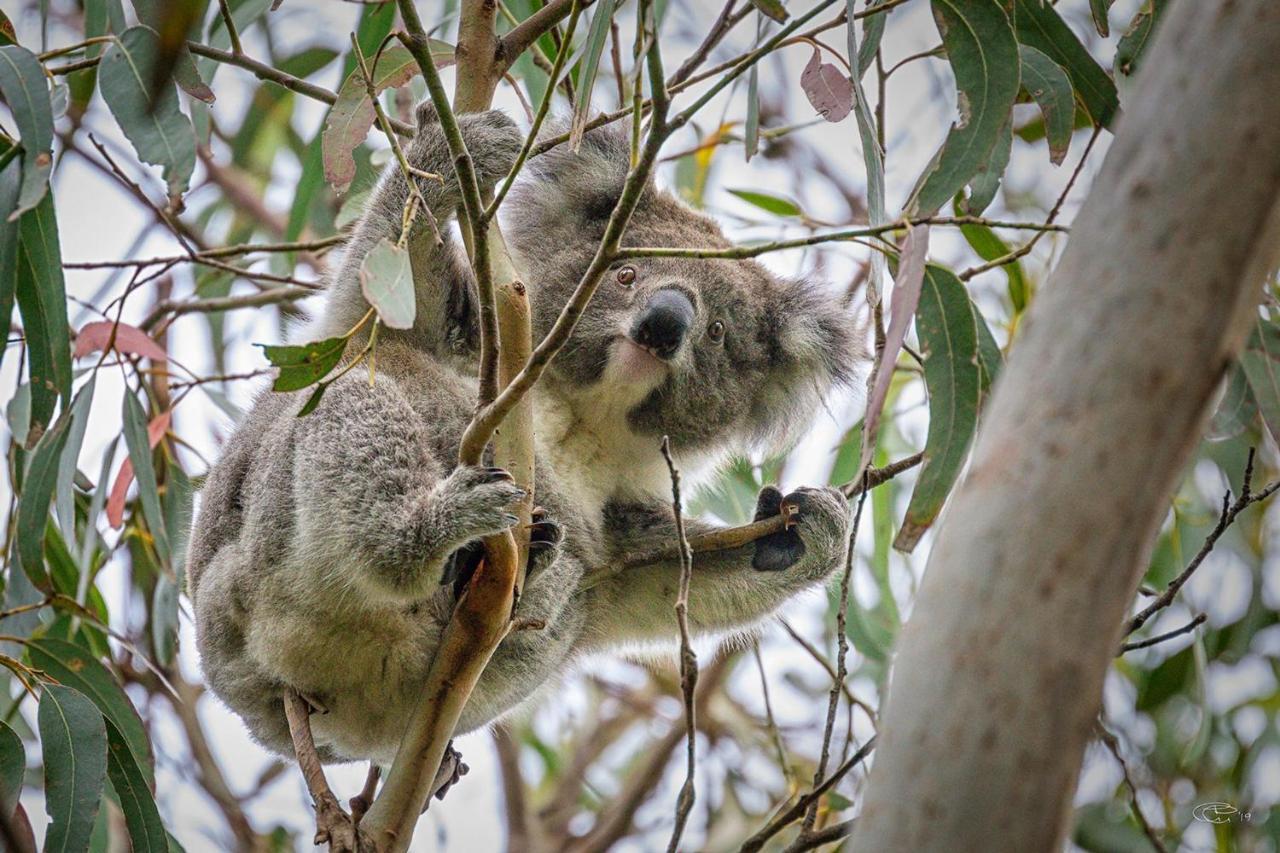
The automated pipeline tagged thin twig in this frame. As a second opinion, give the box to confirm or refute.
[1129,449,1280,633]
[739,736,877,853]
[802,472,869,832]
[1099,727,1167,853]
[1119,614,1206,653]
[661,435,699,853]
[282,689,365,852]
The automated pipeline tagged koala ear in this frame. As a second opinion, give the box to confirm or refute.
[747,281,865,449]
[508,118,655,234]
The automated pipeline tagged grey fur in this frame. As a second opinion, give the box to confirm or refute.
[187,108,867,765]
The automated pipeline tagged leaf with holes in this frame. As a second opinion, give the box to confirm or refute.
[799,47,852,123]
[322,42,450,192]
[99,26,196,197]
[361,238,415,329]
[910,0,1020,215]
[1013,0,1119,127]
[0,45,53,219]
[260,337,349,392]
[1114,0,1168,78]
[39,684,108,853]
[895,265,983,553]
[1018,45,1074,165]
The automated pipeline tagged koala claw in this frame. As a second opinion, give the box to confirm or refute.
[438,465,526,544]
[752,486,849,574]
[526,510,564,577]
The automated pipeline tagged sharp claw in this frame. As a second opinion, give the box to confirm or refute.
[781,502,801,530]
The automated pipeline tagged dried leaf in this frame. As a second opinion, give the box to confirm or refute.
[106,409,171,530]
[799,47,853,123]
[73,320,169,362]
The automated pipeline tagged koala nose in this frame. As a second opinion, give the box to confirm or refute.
[631,289,695,360]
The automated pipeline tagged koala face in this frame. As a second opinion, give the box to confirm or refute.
[507,124,864,456]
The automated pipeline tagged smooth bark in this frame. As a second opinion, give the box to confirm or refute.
[852,2,1280,850]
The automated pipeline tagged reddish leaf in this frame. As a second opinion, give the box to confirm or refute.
[105,410,171,529]
[858,225,931,477]
[799,48,853,123]
[74,320,168,362]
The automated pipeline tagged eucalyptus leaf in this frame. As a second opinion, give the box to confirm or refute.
[260,337,349,392]
[910,0,1020,216]
[0,45,53,219]
[16,188,73,439]
[1013,0,1119,127]
[99,26,197,197]
[895,265,983,553]
[0,721,23,818]
[1018,45,1074,165]
[360,239,415,330]
[105,717,167,852]
[39,683,108,853]
[121,392,170,565]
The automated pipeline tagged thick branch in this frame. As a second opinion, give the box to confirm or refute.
[851,4,1280,849]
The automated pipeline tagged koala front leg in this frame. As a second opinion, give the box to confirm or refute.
[291,376,526,601]
[580,487,851,648]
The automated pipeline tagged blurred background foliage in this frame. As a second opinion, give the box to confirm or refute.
[0,0,1278,850]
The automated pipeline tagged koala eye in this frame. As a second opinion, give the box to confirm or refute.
[708,320,726,343]
[615,266,637,289]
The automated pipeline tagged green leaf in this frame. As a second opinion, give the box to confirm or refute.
[55,375,96,542]
[0,45,53,219]
[743,63,760,162]
[128,0,215,103]
[1135,644,1192,712]
[16,181,73,439]
[295,384,328,418]
[360,238,415,329]
[99,26,197,197]
[1240,318,1280,448]
[570,0,616,148]
[122,392,171,565]
[0,145,20,376]
[1089,0,1113,37]
[963,117,1010,215]
[727,188,803,217]
[846,0,887,300]
[1209,363,1257,441]
[1013,0,1119,127]
[857,0,895,76]
[910,0,1020,216]
[39,683,108,853]
[1114,0,1168,78]
[0,10,15,45]
[894,266,983,552]
[27,638,153,786]
[260,337,349,392]
[0,721,24,818]
[150,574,179,666]
[1017,45,1074,166]
[163,463,194,586]
[958,218,1028,313]
[975,307,1002,395]
[16,403,75,590]
[104,716,166,852]
[748,0,788,23]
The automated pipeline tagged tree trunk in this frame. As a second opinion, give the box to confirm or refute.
[851,2,1280,850]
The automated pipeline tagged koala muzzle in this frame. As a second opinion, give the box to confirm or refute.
[631,289,695,360]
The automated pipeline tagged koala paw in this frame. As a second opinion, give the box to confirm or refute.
[526,506,564,578]
[436,465,525,546]
[751,486,850,575]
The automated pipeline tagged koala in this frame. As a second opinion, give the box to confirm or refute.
[186,104,864,767]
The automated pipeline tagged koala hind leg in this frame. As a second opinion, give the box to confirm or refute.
[292,376,524,602]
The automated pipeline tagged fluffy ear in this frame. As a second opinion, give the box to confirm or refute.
[748,280,865,449]
[507,118,655,239]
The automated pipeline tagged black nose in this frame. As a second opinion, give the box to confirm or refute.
[631,290,695,360]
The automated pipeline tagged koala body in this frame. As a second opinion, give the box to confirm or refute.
[187,106,863,765]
